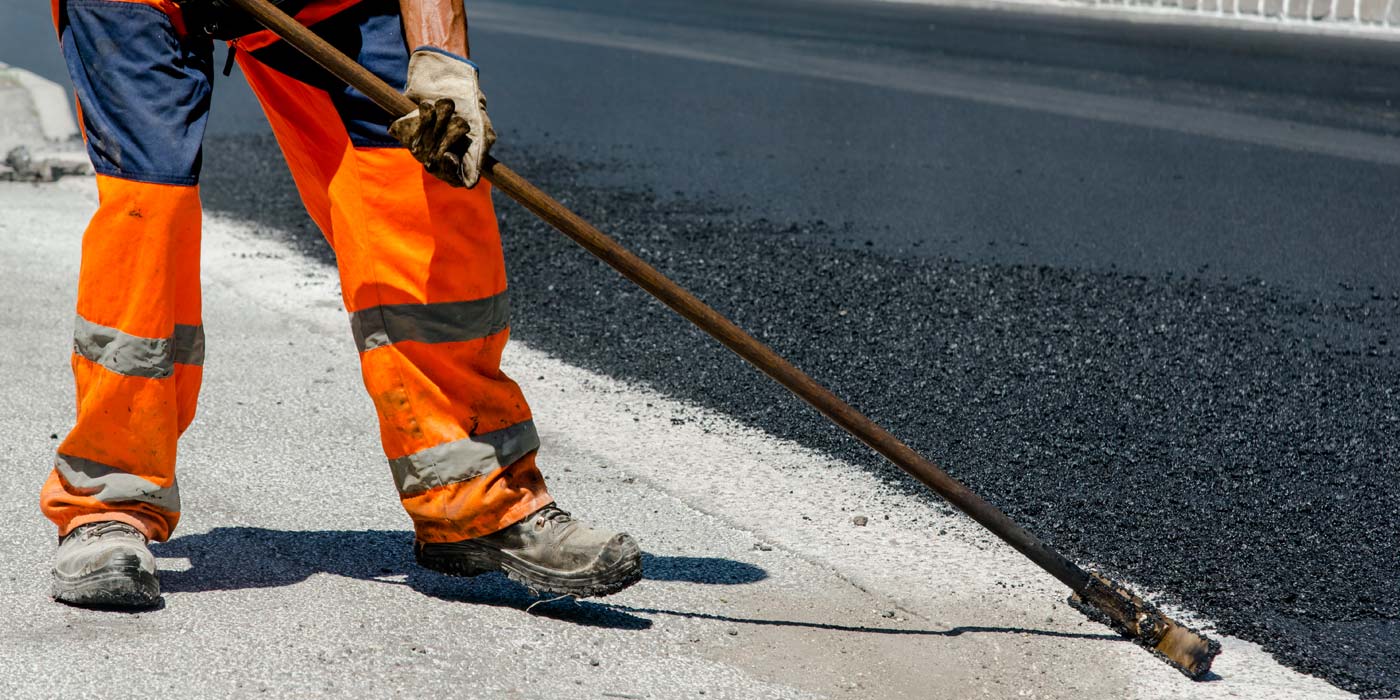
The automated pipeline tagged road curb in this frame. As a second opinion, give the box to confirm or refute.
[0,62,78,143]
[0,62,89,181]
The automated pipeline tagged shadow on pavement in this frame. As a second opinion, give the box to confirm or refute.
[155,527,1115,643]
[155,527,768,631]
[598,604,1123,642]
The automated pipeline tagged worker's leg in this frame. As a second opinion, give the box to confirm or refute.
[40,0,213,544]
[235,3,552,543]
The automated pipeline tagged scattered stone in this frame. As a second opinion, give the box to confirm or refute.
[1,145,91,183]
[851,515,868,526]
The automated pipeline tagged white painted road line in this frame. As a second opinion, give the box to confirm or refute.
[471,0,1400,167]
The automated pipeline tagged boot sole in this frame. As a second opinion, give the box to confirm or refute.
[51,555,160,609]
[414,537,643,599]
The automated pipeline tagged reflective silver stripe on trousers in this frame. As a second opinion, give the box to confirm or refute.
[390,420,540,495]
[350,291,510,352]
[54,454,181,512]
[73,315,205,378]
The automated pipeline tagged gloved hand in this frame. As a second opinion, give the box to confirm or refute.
[388,48,496,188]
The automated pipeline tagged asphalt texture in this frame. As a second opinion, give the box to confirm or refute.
[7,0,1399,695]
[206,132,1400,695]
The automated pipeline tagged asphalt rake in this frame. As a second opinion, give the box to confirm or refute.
[223,0,1221,678]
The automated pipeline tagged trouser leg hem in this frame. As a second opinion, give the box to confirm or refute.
[62,511,167,542]
[412,493,556,545]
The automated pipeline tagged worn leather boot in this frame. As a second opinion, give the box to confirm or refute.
[414,505,642,598]
[51,521,160,608]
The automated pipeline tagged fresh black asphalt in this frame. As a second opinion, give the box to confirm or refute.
[204,130,1400,695]
[7,0,1396,694]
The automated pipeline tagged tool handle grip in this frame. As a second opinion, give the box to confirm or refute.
[223,0,1093,594]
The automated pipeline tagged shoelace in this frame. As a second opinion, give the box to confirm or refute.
[78,521,142,541]
[536,505,574,526]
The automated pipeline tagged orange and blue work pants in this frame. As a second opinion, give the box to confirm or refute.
[41,0,553,543]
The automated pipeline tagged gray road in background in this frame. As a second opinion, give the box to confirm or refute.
[470,0,1400,297]
[6,0,1400,294]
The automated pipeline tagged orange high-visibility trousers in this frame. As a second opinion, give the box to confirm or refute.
[42,0,552,544]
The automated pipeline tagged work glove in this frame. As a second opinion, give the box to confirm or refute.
[389,48,496,188]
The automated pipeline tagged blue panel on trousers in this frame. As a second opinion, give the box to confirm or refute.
[61,0,214,186]
[249,0,408,148]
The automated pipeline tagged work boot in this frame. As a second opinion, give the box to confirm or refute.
[414,505,642,598]
[51,521,160,608]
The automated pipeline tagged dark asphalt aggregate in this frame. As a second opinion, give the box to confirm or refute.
[201,133,1400,697]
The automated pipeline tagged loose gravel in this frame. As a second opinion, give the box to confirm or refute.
[202,134,1400,698]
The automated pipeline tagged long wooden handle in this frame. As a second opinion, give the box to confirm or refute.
[225,0,1092,594]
